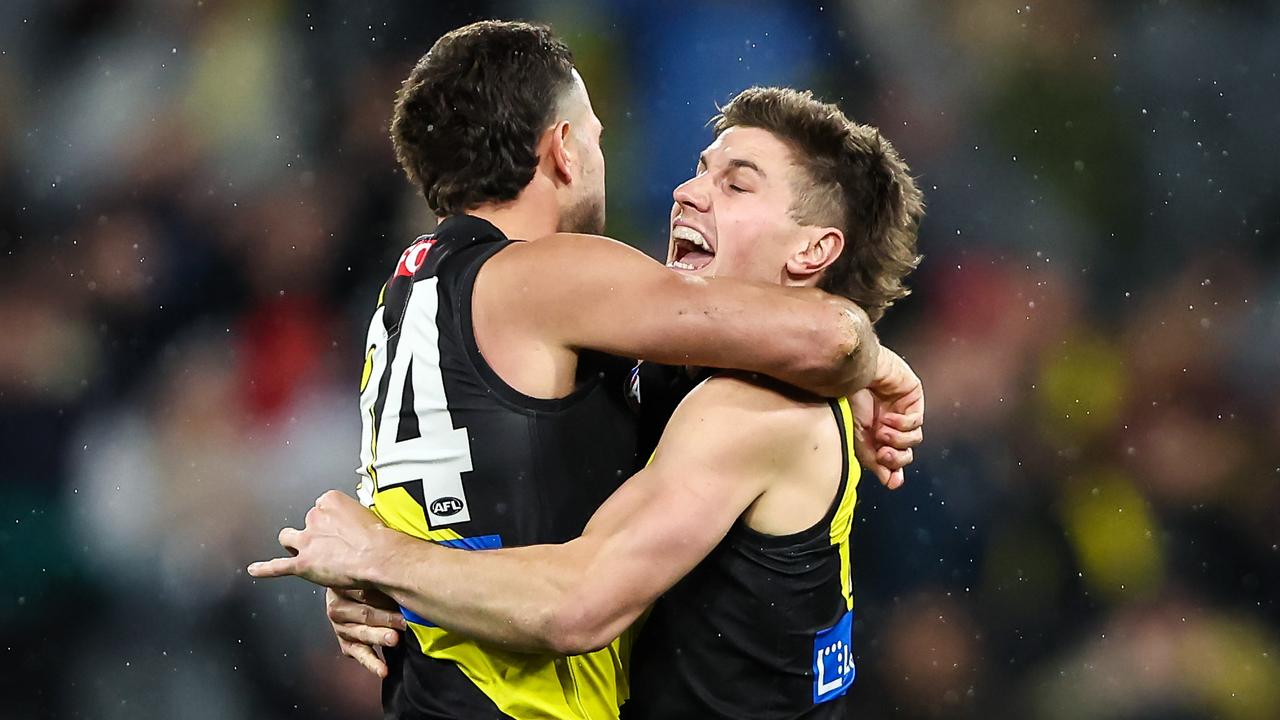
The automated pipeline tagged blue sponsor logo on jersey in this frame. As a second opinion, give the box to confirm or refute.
[813,610,856,704]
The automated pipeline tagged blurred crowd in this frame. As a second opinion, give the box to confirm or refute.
[1,1,1277,718]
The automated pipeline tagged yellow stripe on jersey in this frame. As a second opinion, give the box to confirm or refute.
[360,288,387,494]
[403,626,626,720]
[364,405,380,493]
[373,486,627,720]
[830,397,861,611]
[360,346,376,394]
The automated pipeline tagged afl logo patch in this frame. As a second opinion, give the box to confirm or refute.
[430,497,465,517]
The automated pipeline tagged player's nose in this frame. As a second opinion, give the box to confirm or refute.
[673,175,710,213]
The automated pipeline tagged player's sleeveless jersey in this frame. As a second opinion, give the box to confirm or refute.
[356,215,643,720]
[622,397,861,720]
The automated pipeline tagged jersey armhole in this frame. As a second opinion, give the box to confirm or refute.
[732,399,853,549]
[454,242,603,413]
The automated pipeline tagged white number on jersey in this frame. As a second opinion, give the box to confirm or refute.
[356,277,475,528]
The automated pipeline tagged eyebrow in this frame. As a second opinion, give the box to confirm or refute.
[697,152,766,178]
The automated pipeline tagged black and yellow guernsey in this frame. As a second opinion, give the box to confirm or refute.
[621,394,861,720]
[356,215,643,720]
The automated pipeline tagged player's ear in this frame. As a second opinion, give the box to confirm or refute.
[786,227,844,280]
[546,120,574,184]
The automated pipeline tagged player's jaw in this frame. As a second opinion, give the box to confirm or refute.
[555,69,608,235]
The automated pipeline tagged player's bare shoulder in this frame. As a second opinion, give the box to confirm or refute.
[678,373,844,536]
[479,231,668,307]
[498,232,641,263]
[689,372,832,423]
[673,373,836,463]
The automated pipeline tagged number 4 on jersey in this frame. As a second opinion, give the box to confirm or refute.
[357,274,475,529]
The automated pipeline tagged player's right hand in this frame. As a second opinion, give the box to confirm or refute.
[326,587,406,678]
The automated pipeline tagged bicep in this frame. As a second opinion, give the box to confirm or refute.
[565,388,782,626]
[485,233,820,372]
[480,233,681,355]
[576,461,747,606]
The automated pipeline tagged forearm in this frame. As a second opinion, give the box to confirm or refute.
[362,530,582,654]
[722,285,862,391]
[498,234,877,397]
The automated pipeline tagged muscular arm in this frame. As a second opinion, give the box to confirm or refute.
[362,376,801,654]
[249,369,918,656]
[480,233,878,397]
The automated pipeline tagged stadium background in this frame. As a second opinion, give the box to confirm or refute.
[2,0,1278,718]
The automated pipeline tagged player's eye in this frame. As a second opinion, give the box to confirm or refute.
[729,184,747,193]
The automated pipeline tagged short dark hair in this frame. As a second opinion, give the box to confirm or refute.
[390,21,576,215]
[714,87,924,323]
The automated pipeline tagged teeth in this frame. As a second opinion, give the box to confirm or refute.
[672,225,712,253]
[667,260,697,270]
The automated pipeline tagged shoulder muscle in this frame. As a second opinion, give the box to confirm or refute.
[653,374,821,487]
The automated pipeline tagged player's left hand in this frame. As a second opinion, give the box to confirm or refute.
[326,587,405,678]
[248,490,388,589]
[851,346,924,490]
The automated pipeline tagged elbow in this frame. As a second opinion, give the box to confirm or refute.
[806,299,876,390]
[846,311,880,391]
[543,599,627,656]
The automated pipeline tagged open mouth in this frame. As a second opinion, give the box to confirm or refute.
[668,225,715,271]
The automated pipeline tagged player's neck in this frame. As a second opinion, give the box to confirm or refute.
[465,198,559,243]
[781,273,824,290]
